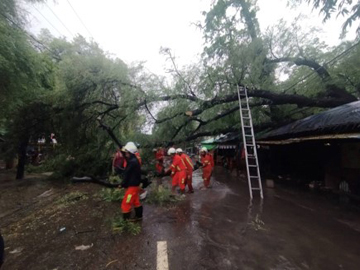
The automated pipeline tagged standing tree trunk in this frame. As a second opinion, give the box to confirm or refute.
[16,138,29,180]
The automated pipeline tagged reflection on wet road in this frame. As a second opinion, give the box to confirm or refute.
[155,167,360,270]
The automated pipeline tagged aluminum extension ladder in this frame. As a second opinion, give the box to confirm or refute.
[237,86,264,199]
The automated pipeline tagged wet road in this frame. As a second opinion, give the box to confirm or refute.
[138,168,360,270]
[2,167,360,269]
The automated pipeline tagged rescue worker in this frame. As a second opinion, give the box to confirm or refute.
[135,143,142,166]
[112,148,126,175]
[166,147,187,195]
[120,142,143,221]
[176,148,194,193]
[155,147,165,174]
[200,147,214,189]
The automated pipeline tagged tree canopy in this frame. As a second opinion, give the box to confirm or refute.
[290,0,360,37]
[1,0,360,178]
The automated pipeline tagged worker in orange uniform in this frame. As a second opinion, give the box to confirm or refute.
[112,148,126,175]
[114,142,141,172]
[200,147,214,189]
[176,148,194,193]
[155,147,165,174]
[166,147,187,195]
[120,142,143,221]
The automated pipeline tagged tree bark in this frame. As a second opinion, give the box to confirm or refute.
[266,57,331,80]
[16,138,29,180]
[97,119,123,149]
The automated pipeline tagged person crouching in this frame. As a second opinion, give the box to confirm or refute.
[120,142,143,221]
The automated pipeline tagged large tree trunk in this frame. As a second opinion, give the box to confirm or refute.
[16,138,29,180]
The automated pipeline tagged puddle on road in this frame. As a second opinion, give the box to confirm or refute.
[164,167,360,269]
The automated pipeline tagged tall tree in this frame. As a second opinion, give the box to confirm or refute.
[290,0,360,37]
[140,0,359,143]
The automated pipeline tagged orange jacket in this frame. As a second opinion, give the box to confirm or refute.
[209,153,214,168]
[180,153,194,172]
[170,154,187,175]
[135,152,142,167]
[155,149,164,163]
[113,150,125,168]
[201,154,213,169]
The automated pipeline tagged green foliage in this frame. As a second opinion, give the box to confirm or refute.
[111,216,141,235]
[52,151,110,179]
[109,175,123,184]
[1,0,360,180]
[146,185,182,206]
[100,188,124,202]
[26,164,46,174]
[26,153,67,174]
[290,0,360,37]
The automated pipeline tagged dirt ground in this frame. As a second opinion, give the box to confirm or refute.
[1,167,360,270]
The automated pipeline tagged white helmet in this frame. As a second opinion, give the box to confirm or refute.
[122,142,138,154]
[200,147,208,153]
[167,147,176,155]
[152,148,157,152]
[176,148,183,153]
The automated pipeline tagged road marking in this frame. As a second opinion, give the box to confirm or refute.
[157,241,169,270]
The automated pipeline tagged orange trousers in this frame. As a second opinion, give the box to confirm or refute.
[121,187,141,213]
[186,170,194,192]
[156,162,163,173]
[203,167,212,188]
[172,170,186,190]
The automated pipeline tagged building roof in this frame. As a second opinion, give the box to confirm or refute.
[200,132,241,150]
[260,101,360,140]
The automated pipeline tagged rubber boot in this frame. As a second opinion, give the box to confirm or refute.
[123,212,131,221]
[134,206,143,220]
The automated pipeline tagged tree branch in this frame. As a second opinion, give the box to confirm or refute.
[162,48,197,97]
[97,118,123,149]
[267,56,330,79]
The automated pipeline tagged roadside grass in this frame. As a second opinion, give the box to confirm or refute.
[111,216,141,235]
[146,185,183,206]
[100,188,125,202]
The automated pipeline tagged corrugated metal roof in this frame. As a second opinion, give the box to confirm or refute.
[258,133,360,145]
[261,101,360,140]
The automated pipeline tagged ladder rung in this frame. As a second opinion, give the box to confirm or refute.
[251,188,261,190]
[250,176,259,178]
[248,165,257,167]
[244,125,252,128]
[244,135,252,137]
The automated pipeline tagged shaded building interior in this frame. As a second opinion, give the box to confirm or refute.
[258,101,360,197]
